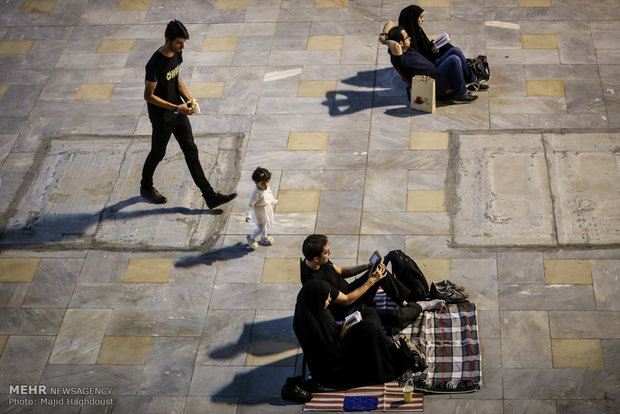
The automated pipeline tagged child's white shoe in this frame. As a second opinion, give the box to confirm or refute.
[261,235,274,246]
[247,235,258,249]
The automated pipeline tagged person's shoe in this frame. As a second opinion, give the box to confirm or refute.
[467,82,489,92]
[204,192,237,209]
[435,280,466,292]
[140,186,167,204]
[452,92,478,103]
[281,377,313,403]
[261,235,274,246]
[247,235,258,249]
[430,282,469,303]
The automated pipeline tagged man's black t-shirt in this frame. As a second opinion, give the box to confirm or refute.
[300,260,349,293]
[145,49,183,123]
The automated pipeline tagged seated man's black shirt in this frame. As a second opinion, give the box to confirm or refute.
[300,259,354,320]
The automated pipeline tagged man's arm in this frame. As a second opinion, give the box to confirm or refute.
[333,264,387,306]
[337,262,372,278]
[143,79,194,115]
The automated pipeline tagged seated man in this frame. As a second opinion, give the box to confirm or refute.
[301,234,443,330]
[380,25,477,103]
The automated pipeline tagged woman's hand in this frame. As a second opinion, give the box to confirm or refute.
[431,41,439,54]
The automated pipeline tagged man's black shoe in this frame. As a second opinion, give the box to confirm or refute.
[452,92,478,103]
[140,186,167,204]
[205,192,237,209]
[467,82,489,92]
[281,377,313,403]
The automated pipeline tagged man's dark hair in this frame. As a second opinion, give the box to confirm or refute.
[302,234,328,261]
[165,19,189,41]
[387,25,406,43]
[251,167,271,183]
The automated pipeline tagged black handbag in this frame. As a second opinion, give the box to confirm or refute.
[467,55,490,81]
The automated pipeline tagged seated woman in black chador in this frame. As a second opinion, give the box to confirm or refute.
[398,5,486,90]
[293,279,414,389]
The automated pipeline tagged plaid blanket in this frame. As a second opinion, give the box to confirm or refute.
[304,382,423,412]
[374,289,482,393]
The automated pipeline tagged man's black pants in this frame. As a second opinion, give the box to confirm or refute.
[141,114,214,197]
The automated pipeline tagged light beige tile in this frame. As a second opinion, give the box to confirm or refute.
[123,258,174,283]
[96,336,152,365]
[74,83,116,100]
[407,190,445,212]
[544,259,592,284]
[0,258,41,282]
[307,35,344,50]
[0,85,7,101]
[0,40,34,55]
[410,131,449,150]
[201,36,239,52]
[551,338,604,368]
[246,338,298,366]
[315,0,348,8]
[261,258,300,283]
[215,0,249,9]
[0,335,8,356]
[276,190,321,212]
[414,258,451,284]
[417,0,450,7]
[287,131,329,151]
[97,39,136,54]
[522,34,558,50]
[518,0,551,6]
[189,81,226,99]
[20,0,56,13]
[117,0,151,12]
[297,80,337,97]
[526,80,565,97]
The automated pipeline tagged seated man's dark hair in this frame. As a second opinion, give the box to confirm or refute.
[165,19,189,40]
[302,234,328,261]
[251,167,271,183]
[387,25,406,43]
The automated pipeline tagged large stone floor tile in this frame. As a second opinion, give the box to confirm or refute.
[451,259,498,310]
[189,365,294,397]
[0,308,64,335]
[499,284,596,311]
[49,309,112,365]
[500,311,552,368]
[497,251,545,284]
[23,258,81,308]
[197,309,254,366]
[0,335,54,391]
[105,309,207,337]
[209,284,298,310]
[549,311,620,338]
[591,260,620,310]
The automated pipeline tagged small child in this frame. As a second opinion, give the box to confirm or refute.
[246,167,277,249]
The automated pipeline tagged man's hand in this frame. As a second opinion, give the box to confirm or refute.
[177,102,194,115]
[369,263,387,283]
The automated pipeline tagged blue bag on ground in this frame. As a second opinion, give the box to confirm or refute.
[343,396,378,411]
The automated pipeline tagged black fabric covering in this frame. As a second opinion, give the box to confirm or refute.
[398,4,453,62]
[293,279,406,389]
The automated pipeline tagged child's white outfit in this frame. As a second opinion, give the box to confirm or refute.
[246,186,277,246]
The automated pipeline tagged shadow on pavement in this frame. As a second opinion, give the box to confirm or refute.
[175,242,252,267]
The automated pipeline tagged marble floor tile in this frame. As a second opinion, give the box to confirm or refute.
[276,190,320,212]
[316,190,363,234]
[591,260,620,310]
[96,336,152,365]
[49,309,112,365]
[0,308,64,335]
[407,190,445,212]
[0,257,40,282]
[414,258,451,285]
[0,335,54,390]
[549,311,620,338]
[23,257,81,308]
[551,338,604,368]
[138,336,199,396]
[287,131,329,151]
[0,39,34,54]
[499,284,596,310]
[363,169,407,212]
[261,258,299,284]
[306,35,343,50]
[500,311,552,368]
[40,365,143,395]
[123,258,174,283]
[543,259,592,284]
[497,251,545,284]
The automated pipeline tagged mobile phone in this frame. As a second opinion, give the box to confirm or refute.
[369,251,381,273]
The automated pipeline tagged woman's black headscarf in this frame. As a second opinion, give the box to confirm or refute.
[398,5,434,60]
[293,279,343,367]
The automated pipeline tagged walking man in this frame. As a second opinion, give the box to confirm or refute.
[141,19,236,208]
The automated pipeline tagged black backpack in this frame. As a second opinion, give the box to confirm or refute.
[467,55,490,82]
[383,250,429,301]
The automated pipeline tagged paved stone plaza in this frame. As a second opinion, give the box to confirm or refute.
[0,0,619,413]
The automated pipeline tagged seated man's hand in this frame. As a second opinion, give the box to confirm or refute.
[369,263,387,283]
[379,33,387,44]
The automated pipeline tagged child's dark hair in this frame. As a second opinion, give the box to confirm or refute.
[165,20,189,41]
[251,167,271,183]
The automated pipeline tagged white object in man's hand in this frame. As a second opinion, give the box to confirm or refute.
[188,98,202,115]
